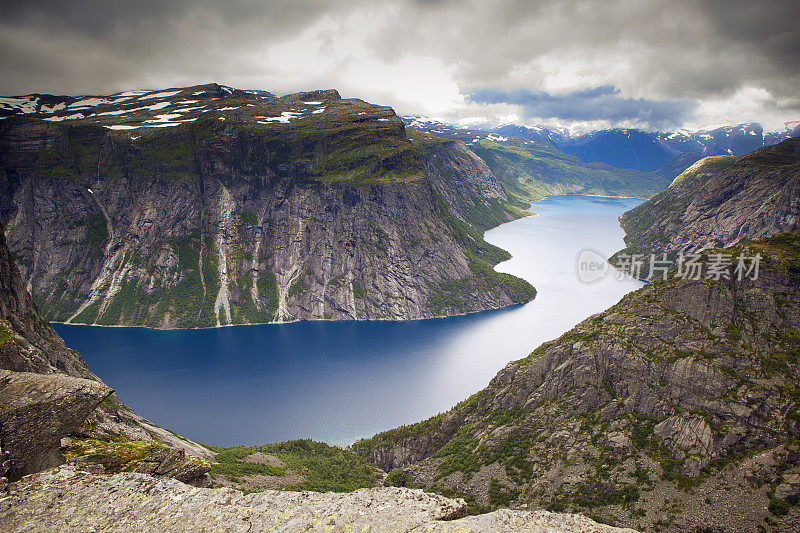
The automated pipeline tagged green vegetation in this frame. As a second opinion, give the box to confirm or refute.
[288,277,304,298]
[0,323,13,348]
[425,253,536,315]
[434,427,482,478]
[769,496,790,516]
[571,483,640,508]
[488,478,520,507]
[385,468,415,487]
[238,210,257,226]
[670,155,735,186]
[424,189,536,315]
[63,437,166,472]
[209,440,377,493]
[256,271,279,317]
[74,213,108,249]
[433,191,511,266]
[469,139,669,201]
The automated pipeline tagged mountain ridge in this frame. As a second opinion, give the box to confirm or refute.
[350,140,800,530]
[611,137,800,268]
[402,115,800,180]
[1,84,536,328]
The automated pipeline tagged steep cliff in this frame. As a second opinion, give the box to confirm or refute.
[0,220,89,376]
[353,231,800,531]
[0,84,534,328]
[614,138,800,262]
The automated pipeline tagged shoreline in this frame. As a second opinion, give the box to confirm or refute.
[51,301,531,331]
[50,193,641,332]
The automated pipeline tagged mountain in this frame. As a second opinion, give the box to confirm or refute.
[558,129,675,172]
[657,123,766,158]
[613,138,800,262]
[353,230,800,531]
[652,151,703,182]
[351,140,800,530]
[405,115,799,183]
[402,118,672,201]
[493,124,569,146]
[765,122,800,147]
[0,84,535,328]
[557,123,774,174]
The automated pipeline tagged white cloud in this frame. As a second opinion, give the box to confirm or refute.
[691,86,787,131]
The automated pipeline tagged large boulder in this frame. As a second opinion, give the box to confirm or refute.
[0,369,111,481]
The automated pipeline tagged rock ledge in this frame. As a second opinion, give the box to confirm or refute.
[0,466,634,532]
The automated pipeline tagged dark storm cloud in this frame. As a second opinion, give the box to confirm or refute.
[0,0,797,128]
[468,86,696,128]
[0,0,334,36]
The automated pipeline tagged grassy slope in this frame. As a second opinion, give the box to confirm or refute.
[469,139,672,201]
[208,440,378,493]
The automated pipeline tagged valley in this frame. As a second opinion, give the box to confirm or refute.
[53,195,643,446]
[2,2,800,531]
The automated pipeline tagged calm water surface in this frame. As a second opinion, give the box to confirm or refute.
[55,195,643,446]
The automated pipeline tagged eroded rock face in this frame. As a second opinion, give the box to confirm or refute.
[615,138,800,261]
[0,85,534,328]
[0,370,111,481]
[0,466,634,533]
[0,224,89,377]
[132,447,212,487]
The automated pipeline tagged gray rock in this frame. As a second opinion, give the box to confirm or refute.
[0,466,634,532]
[74,453,127,474]
[0,87,534,328]
[0,370,111,481]
[775,471,800,500]
[133,447,212,487]
[613,138,800,265]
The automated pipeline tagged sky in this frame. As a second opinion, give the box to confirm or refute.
[1,0,798,133]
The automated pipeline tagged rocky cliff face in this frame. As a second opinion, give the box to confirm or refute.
[0,224,89,376]
[353,231,800,531]
[614,138,800,262]
[0,369,111,481]
[0,84,534,328]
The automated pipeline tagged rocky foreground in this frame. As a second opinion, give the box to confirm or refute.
[0,466,633,533]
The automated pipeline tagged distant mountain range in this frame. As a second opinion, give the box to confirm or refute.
[403,116,800,179]
[402,117,672,201]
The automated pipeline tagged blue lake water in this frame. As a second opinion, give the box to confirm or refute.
[54,195,643,447]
